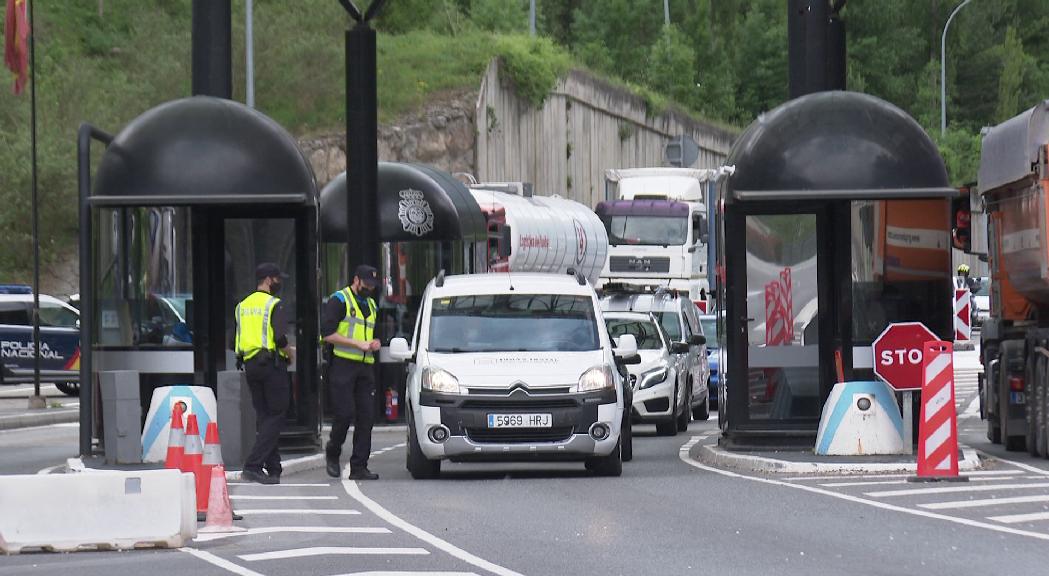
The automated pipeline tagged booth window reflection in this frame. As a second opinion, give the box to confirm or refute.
[851,199,952,345]
[93,207,193,349]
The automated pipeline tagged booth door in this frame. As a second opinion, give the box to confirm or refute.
[742,212,826,423]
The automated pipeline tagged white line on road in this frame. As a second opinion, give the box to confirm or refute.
[331,572,480,576]
[959,397,981,419]
[987,511,1049,524]
[919,495,1049,510]
[822,476,1019,488]
[229,495,338,501]
[343,480,525,576]
[786,469,1024,482]
[194,526,391,542]
[180,548,265,576]
[980,452,1049,476]
[234,508,361,516]
[239,547,429,562]
[228,482,332,487]
[865,482,1049,498]
[678,437,1049,543]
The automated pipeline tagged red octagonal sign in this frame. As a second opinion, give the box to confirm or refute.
[872,322,939,391]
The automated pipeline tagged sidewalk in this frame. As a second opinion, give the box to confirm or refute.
[0,384,79,431]
[695,441,982,475]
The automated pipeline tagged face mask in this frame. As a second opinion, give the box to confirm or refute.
[271,281,283,294]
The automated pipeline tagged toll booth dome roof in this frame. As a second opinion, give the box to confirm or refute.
[92,96,317,206]
[320,163,487,243]
[725,91,954,202]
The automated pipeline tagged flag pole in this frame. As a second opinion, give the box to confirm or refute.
[28,0,44,410]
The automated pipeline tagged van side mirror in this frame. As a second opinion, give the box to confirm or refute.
[693,213,709,245]
[389,337,413,362]
[499,225,512,259]
[689,334,706,346]
[670,341,690,354]
[614,334,639,363]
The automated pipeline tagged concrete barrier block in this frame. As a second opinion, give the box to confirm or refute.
[0,469,197,554]
[815,381,905,456]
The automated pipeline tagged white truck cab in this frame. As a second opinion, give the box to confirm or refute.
[388,271,636,478]
[597,168,727,308]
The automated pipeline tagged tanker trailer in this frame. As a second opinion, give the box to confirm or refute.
[467,183,609,284]
[972,100,1049,454]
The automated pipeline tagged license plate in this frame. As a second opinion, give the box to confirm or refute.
[487,413,552,428]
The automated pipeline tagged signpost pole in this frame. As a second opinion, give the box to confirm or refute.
[902,392,913,455]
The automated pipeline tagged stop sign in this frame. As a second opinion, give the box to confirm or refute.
[872,322,939,391]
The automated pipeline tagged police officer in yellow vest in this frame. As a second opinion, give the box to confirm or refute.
[322,264,381,480]
[235,262,295,485]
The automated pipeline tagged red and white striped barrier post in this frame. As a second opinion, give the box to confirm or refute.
[954,288,971,341]
[912,340,968,482]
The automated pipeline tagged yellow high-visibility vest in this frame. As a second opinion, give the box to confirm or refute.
[235,291,281,360]
[332,287,376,363]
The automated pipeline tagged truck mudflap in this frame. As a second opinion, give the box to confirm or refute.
[998,339,1028,451]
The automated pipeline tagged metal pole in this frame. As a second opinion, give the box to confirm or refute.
[903,391,914,455]
[529,0,536,36]
[246,0,254,108]
[663,0,670,26]
[28,0,43,409]
[941,0,973,136]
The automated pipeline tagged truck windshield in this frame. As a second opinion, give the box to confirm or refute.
[429,294,599,352]
[606,215,688,246]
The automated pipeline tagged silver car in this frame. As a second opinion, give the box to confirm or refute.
[604,311,697,436]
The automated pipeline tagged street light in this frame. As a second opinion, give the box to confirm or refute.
[941,0,973,136]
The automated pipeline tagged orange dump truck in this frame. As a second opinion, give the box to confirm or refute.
[971,101,1049,455]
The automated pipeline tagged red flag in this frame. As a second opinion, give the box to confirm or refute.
[4,0,28,95]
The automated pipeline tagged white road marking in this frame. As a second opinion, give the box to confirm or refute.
[979,452,1049,476]
[788,470,1023,482]
[229,495,338,501]
[0,384,59,397]
[194,526,391,542]
[234,508,360,516]
[865,482,1049,498]
[239,547,429,561]
[180,548,265,576]
[678,436,1049,542]
[959,396,981,419]
[343,480,525,576]
[822,475,1018,488]
[919,494,1049,510]
[987,511,1049,524]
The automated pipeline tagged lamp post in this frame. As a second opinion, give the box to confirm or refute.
[941,0,973,136]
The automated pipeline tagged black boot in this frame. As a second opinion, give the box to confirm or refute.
[325,442,341,478]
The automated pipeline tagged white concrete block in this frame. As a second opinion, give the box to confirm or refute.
[142,385,218,463]
[0,469,197,554]
[815,381,905,456]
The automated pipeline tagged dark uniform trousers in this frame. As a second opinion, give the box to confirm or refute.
[326,357,376,470]
[244,355,290,476]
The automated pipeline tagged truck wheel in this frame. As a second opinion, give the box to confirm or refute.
[586,438,623,477]
[677,384,691,431]
[406,410,440,480]
[55,382,79,397]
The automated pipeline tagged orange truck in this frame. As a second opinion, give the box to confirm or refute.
[962,101,1049,455]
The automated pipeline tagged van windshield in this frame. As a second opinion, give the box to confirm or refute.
[606,215,688,246]
[429,294,599,353]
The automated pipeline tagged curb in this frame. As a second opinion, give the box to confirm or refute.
[698,443,982,475]
[0,408,78,431]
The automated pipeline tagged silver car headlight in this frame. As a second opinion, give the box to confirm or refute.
[421,367,462,394]
[575,365,614,393]
[638,366,668,390]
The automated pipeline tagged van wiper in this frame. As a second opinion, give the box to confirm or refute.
[429,346,468,353]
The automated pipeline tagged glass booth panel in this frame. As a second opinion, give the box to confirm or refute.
[744,214,821,421]
[93,207,194,349]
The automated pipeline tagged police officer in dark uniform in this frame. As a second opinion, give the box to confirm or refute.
[234,262,295,485]
[322,264,381,480]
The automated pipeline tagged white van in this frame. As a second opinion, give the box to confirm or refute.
[389,271,637,479]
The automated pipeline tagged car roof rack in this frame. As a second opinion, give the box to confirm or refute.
[566,267,586,286]
[599,282,678,298]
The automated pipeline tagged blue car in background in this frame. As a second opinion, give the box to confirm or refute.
[699,314,720,410]
[0,284,81,396]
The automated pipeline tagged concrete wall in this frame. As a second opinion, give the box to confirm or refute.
[475,60,736,207]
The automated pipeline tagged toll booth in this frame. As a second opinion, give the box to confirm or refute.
[319,164,487,422]
[78,96,321,455]
[716,91,957,448]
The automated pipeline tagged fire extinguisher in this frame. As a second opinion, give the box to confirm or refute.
[385,387,399,421]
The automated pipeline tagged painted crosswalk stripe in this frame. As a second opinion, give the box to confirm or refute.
[866,482,1049,498]
[820,476,1019,488]
[194,526,391,542]
[235,508,361,515]
[229,495,338,500]
[919,494,1049,510]
[987,511,1049,524]
[239,547,430,561]
[228,482,332,487]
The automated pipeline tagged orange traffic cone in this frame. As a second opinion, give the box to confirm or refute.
[164,403,185,470]
[182,414,204,513]
[198,465,245,533]
[197,422,223,513]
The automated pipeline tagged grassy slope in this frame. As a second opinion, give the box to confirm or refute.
[0,0,721,282]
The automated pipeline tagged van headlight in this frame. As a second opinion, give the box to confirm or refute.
[575,366,613,393]
[421,367,462,394]
[638,366,668,390]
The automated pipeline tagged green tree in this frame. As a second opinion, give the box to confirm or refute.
[644,26,697,110]
[470,0,529,34]
[995,26,1026,123]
